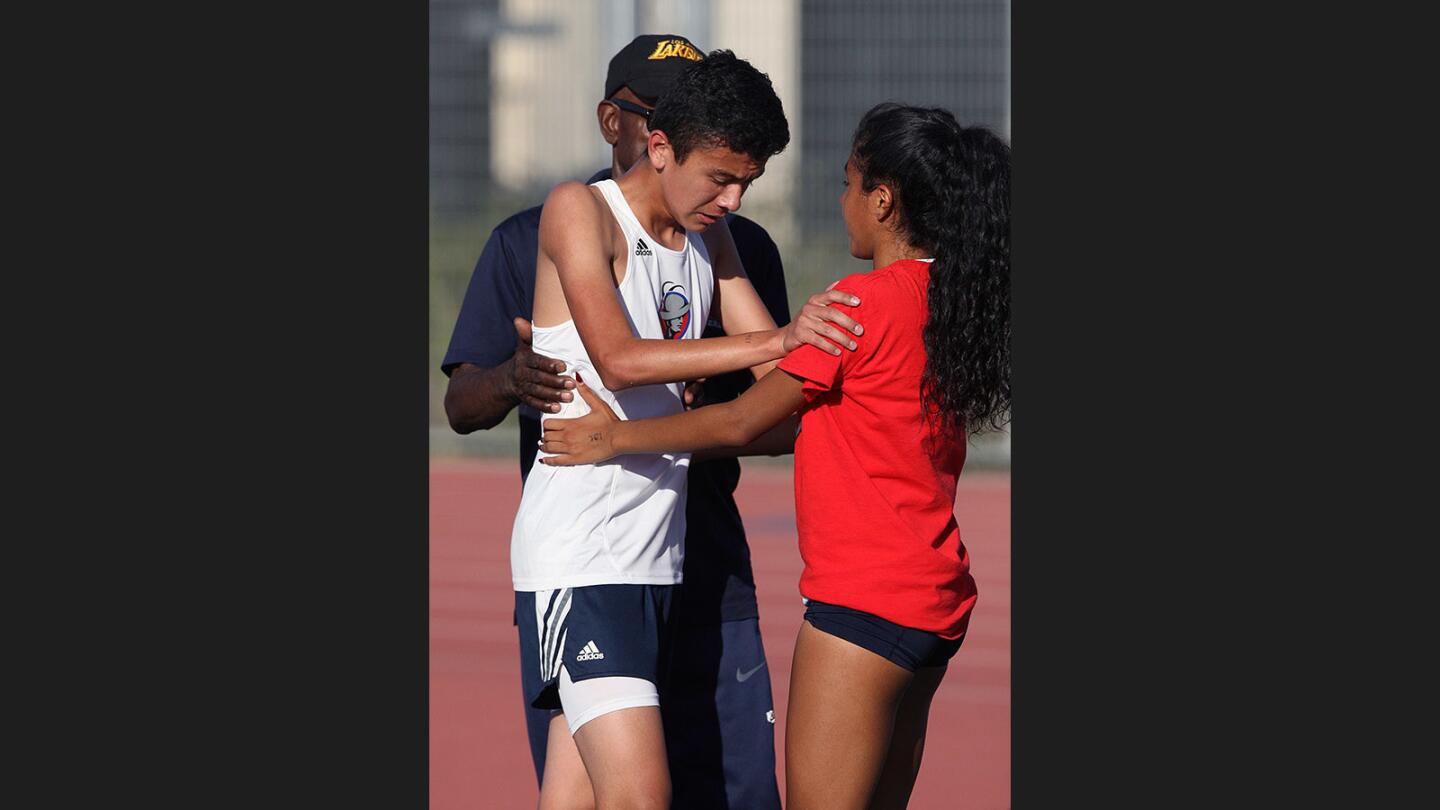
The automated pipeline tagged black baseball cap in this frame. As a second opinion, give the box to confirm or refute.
[603,34,704,105]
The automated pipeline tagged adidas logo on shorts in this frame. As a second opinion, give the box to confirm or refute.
[634,238,653,256]
[576,640,606,661]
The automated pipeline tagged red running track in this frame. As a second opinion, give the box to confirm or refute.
[431,458,1010,809]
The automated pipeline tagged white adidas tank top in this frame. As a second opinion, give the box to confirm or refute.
[510,179,715,591]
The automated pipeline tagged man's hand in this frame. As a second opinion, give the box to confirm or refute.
[780,289,865,356]
[538,382,621,466]
[511,317,575,413]
[682,379,707,409]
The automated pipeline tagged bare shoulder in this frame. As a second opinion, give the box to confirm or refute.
[539,181,612,245]
[541,181,602,222]
[544,180,595,207]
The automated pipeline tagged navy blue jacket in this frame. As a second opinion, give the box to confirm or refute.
[442,170,789,623]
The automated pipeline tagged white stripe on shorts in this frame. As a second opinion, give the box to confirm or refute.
[535,588,573,682]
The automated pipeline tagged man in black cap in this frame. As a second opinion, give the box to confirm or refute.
[442,35,859,809]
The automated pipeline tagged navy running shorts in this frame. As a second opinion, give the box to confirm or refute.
[514,593,781,807]
[516,584,677,711]
[802,598,964,672]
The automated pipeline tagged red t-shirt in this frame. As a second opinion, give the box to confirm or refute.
[776,259,977,639]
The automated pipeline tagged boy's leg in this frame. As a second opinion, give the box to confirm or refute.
[548,584,676,809]
[571,704,670,810]
[541,665,675,810]
[538,713,595,810]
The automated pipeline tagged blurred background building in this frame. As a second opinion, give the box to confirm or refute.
[430,0,1010,465]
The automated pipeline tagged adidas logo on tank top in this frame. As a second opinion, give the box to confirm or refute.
[634,238,653,256]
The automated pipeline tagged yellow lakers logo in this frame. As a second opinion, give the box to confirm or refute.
[647,39,702,62]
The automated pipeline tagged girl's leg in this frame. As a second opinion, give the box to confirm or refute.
[784,621,915,810]
[538,713,596,810]
[868,665,947,810]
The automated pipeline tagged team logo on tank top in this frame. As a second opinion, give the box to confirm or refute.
[659,281,691,339]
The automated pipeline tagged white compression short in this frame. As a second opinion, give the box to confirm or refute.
[557,665,659,734]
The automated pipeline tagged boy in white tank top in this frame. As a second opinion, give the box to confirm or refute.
[512,176,713,592]
[513,50,863,808]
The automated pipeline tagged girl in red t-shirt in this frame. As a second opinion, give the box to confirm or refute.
[539,103,1010,809]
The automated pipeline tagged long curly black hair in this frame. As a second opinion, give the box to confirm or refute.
[850,103,1011,437]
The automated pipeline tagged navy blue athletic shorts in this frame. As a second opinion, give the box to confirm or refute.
[513,593,781,808]
[515,584,677,712]
[802,598,965,672]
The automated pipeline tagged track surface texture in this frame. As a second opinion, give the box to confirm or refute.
[431,458,1010,809]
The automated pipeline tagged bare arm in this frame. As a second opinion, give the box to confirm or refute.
[691,414,798,461]
[538,184,862,391]
[677,370,797,462]
[537,369,809,465]
[704,220,782,381]
[444,362,520,433]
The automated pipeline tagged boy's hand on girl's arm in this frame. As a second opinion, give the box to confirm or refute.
[779,289,866,356]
